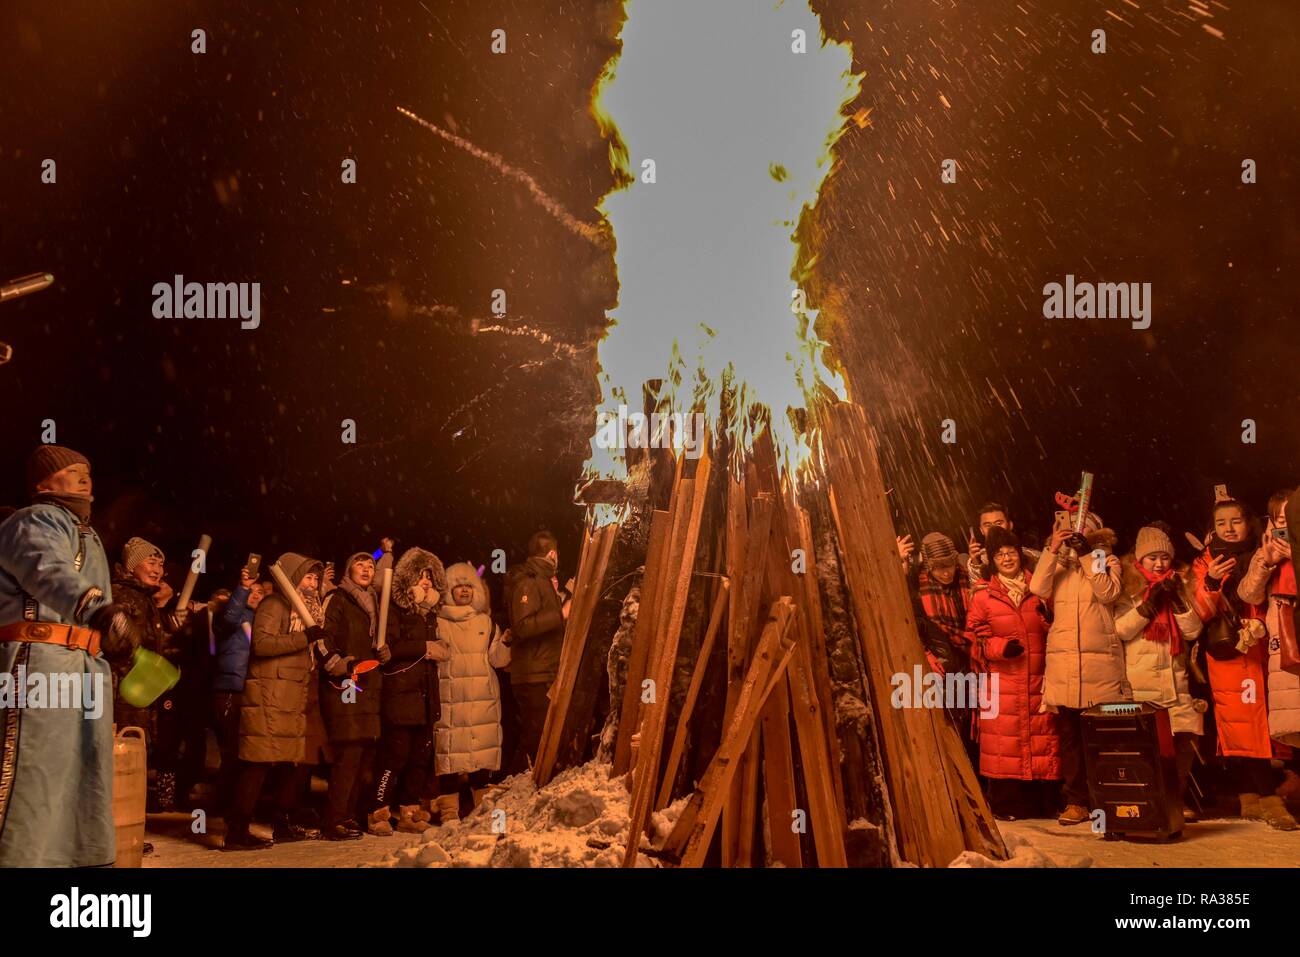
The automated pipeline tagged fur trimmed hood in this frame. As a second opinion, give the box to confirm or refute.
[444,562,490,614]
[392,547,447,612]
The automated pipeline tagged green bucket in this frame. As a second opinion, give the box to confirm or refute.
[118,647,181,708]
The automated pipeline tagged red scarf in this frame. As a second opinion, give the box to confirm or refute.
[1275,560,1296,600]
[1136,564,1183,654]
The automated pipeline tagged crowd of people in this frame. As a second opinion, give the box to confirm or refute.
[0,445,572,863]
[2,442,1297,867]
[900,487,1300,831]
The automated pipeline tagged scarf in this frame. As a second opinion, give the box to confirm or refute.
[916,569,971,644]
[997,573,1027,608]
[1275,560,1296,601]
[33,491,92,524]
[1135,564,1183,654]
[338,576,377,638]
[437,602,477,623]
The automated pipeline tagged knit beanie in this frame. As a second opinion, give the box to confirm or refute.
[1135,526,1175,563]
[919,532,959,568]
[121,537,165,574]
[26,444,90,492]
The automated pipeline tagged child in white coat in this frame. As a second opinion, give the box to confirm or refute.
[430,563,511,823]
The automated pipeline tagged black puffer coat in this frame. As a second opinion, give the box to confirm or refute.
[381,548,445,730]
[319,580,382,743]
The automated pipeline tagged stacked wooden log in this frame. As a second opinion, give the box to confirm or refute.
[533,400,1007,867]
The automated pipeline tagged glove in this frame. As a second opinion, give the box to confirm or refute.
[1136,600,1157,620]
[376,645,392,664]
[1003,638,1025,659]
[305,625,328,643]
[325,654,354,677]
[1235,619,1265,654]
[91,602,139,664]
[1192,698,1209,714]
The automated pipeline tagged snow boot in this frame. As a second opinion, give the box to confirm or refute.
[320,822,364,841]
[273,814,310,843]
[471,787,490,811]
[156,771,177,813]
[1239,792,1264,820]
[223,825,273,851]
[414,800,434,824]
[396,804,430,834]
[1259,795,1299,831]
[435,793,460,826]
[367,806,395,837]
[1057,804,1089,826]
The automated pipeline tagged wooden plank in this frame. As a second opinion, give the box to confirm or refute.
[534,522,617,786]
[610,509,670,777]
[821,402,1005,866]
[622,442,712,867]
[759,672,802,867]
[655,578,730,810]
[661,599,796,867]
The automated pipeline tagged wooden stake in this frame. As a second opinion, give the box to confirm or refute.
[660,598,796,867]
[534,522,618,786]
[655,578,729,810]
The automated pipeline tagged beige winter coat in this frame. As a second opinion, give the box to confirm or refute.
[432,564,511,775]
[1029,532,1132,710]
[1237,551,1300,747]
[1112,558,1204,735]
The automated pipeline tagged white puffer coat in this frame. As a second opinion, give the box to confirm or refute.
[432,563,511,775]
[1112,558,1205,735]
[1237,552,1300,747]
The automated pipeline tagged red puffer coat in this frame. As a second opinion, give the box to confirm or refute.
[966,574,1062,781]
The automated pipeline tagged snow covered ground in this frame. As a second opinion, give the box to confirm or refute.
[143,761,1300,868]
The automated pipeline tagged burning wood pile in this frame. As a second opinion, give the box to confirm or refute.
[532,399,1007,867]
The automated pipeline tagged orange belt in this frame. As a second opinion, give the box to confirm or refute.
[0,621,101,658]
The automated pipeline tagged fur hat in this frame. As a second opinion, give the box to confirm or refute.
[121,536,164,574]
[444,561,489,614]
[1135,526,1175,563]
[26,444,89,492]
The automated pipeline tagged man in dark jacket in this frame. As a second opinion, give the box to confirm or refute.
[504,531,570,773]
[211,568,264,814]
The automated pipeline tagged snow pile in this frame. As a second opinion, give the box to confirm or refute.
[370,761,680,868]
[949,829,1092,869]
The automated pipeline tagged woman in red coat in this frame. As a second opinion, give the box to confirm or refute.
[966,527,1062,820]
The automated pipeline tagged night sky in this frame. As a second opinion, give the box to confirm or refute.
[1,0,1297,593]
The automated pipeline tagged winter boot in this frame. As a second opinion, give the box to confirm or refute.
[435,793,460,826]
[396,804,430,834]
[223,824,273,851]
[156,771,177,813]
[320,822,364,841]
[367,806,395,837]
[1259,795,1299,831]
[471,787,490,811]
[272,814,310,843]
[1057,804,1090,826]
[1239,792,1264,820]
[414,799,434,824]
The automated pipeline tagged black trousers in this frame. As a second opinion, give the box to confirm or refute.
[1174,732,1198,802]
[211,691,242,814]
[229,761,311,830]
[1230,756,1277,795]
[986,779,1060,819]
[1056,707,1090,807]
[155,691,208,807]
[326,741,375,827]
[437,769,490,793]
[374,724,431,809]
[511,680,551,774]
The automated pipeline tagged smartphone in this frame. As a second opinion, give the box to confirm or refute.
[1273,527,1289,543]
[325,561,335,576]
[245,553,262,579]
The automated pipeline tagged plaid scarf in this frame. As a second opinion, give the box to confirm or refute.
[917,569,971,646]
